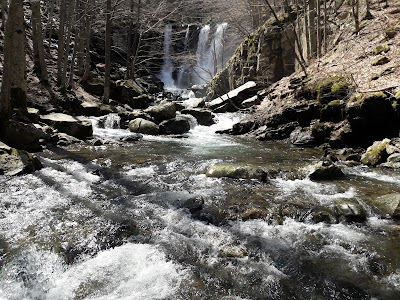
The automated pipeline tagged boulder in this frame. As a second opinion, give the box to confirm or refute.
[206,163,268,182]
[190,84,208,97]
[131,94,153,109]
[360,138,390,166]
[82,78,105,96]
[27,107,40,122]
[0,120,45,152]
[290,127,315,147]
[145,101,176,123]
[331,199,367,222]
[80,101,116,117]
[119,134,143,143]
[0,141,43,176]
[40,113,93,140]
[181,108,215,126]
[367,193,400,218]
[208,81,257,111]
[55,132,82,146]
[112,79,144,102]
[186,97,205,109]
[128,118,159,135]
[308,161,345,181]
[159,116,191,135]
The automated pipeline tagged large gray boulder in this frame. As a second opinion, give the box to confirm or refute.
[181,108,215,126]
[367,193,400,218]
[206,163,268,182]
[145,101,176,123]
[0,141,43,176]
[80,101,116,116]
[40,113,93,140]
[208,81,257,112]
[1,120,45,152]
[159,116,191,135]
[128,118,159,135]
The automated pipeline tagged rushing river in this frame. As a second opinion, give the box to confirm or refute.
[0,112,400,299]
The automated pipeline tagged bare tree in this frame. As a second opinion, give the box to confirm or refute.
[103,0,112,103]
[31,0,49,84]
[0,0,26,119]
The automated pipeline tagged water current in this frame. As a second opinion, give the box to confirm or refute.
[0,111,400,299]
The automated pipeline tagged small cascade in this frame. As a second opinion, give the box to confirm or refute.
[104,114,121,129]
[160,24,176,89]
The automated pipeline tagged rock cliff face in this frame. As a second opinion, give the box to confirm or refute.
[207,16,296,100]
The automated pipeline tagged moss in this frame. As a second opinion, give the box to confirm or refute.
[380,67,395,76]
[373,44,390,55]
[395,90,400,100]
[316,76,349,103]
[372,56,390,66]
[326,100,343,107]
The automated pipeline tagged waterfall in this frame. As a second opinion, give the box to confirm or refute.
[177,25,191,88]
[159,23,228,89]
[160,24,176,89]
[193,23,227,85]
[104,114,121,129]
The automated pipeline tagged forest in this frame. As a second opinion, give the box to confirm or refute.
[0,0,400,299]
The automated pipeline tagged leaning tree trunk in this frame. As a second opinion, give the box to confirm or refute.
[0,0,27,119]
[103,0,112,103]
[31,0,49,84]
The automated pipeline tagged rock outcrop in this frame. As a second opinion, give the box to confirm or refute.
[40,113,93,140]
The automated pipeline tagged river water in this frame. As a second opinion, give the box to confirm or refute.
[0,112,400,299]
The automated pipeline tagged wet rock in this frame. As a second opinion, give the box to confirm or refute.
[40,113,93,140]
[367,193,400,219]
[92,139,104,146]
[55,132,82,146]
[119,134,143,143]
[181,108,215,126]
[112,79,144,102]
[128,118,159,135]
[27,107,40,122]
[206,163,268,182]
[387,153,400,163]
[320,100,345,122]
[254,122,299,141]
[159,116,191,135]
[212,103,229,113]
[0,120,45,152]
[145,101,176,123]
[240,207,270,221]
[0,141,43,176]
[187,97,205,109]
[208,81,257,111]
[290,127,315,147]
[190,84,208,98]
[218,245,248,258]
[331,199,367,222]
[82,77,105,96]
[308,161,345,181]
[360,138,390,166]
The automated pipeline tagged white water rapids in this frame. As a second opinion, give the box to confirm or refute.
[0,111,400,299]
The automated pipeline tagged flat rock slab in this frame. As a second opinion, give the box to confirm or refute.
[40,113,93,140]
[208,81,257,111]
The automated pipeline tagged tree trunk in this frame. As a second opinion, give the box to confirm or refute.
[81,0,95,83]
[0,0,26,119]
[60,0,75,90]
[125,0,134,80]
[351,0,360,33]
[308,0,316,58]
[316,0,321,58]
[57,0,67,85]
[103,0,112,103]
[1,0,7,31]
[45,0,54,42]
[323,0,327,54]
[31,0,49,84]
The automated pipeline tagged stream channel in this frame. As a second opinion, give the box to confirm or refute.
[0,108,400,299]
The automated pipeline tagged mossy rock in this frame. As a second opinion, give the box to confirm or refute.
[308,161,345,181]
[360,138,390,166]
[372,56,390,66]
[395,90,400,100]
[206,163,268,182]
[243,33,259,59]
[366,193,400,219]
[316,76,350,104]
[131,94,152,109]
[373,44,390,55]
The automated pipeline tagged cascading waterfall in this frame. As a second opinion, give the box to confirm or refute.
[160,24,176,89]
[159,23,228,89]
[177,25,191,88]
